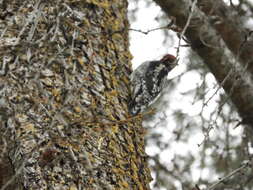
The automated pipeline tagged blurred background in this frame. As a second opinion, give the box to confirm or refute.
[128,0,253,189]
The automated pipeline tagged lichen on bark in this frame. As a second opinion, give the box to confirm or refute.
[0,0,151,189]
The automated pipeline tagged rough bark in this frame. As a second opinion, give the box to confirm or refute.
[0,0,151,189]
[197,0,253,73]
[153,0,253,127]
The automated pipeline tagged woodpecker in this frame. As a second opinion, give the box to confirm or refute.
[129,54,177,116]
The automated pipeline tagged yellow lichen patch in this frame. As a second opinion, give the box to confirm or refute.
[77,56,85,66]
[112,167,125,176]
[128,143,135,153]
[122,76,130,86]
[55,137,71,149]
[74,106,81,113]
[109,90,118,97]
[67,56,74,65]
[52,89,62,102]
[120,180,129,189]
[69,184,77,190]
[111,76,119,88]
[112,33,122,41]
[82,18,91,28]
[107,112,117,121]
[129,159,146,190]
[87,152,95,163]
[97,136,104,150]
[106,40,116,50]
[70,143,81,152]
[41,78,53,87]
[104,90,118,105]
[137,183,144,190]
[16,113,28,123]
[123,51,133,60]
[111,125,119,134]
[88,177,95,185]
[23,123,36,133]
[101,15,123,33]
[52,88,60,97]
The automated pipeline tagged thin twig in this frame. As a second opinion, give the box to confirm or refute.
[176,0,198,58]
[129,26,168,35]
[207,161,251,190]
[129,20,176,35]
[64,17,178,37]
[203,68,233,106]
[70,109,156,127]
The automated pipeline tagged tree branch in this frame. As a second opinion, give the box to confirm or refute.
[206,161,251,190]
[153,0,253,127]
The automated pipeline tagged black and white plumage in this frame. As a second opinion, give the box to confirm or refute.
[129,54,177,116]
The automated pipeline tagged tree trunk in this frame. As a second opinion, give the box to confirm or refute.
[153,0,253,128]
[0,0,151,189]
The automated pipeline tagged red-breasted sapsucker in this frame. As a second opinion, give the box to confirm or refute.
[129,54,177,115]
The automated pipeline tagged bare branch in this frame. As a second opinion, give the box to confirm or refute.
[206,161,251,190]
[176,0,198,58]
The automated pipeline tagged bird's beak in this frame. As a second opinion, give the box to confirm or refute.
[172,59,179,67]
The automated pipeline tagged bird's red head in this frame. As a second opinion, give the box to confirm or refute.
[160,54,177,63]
